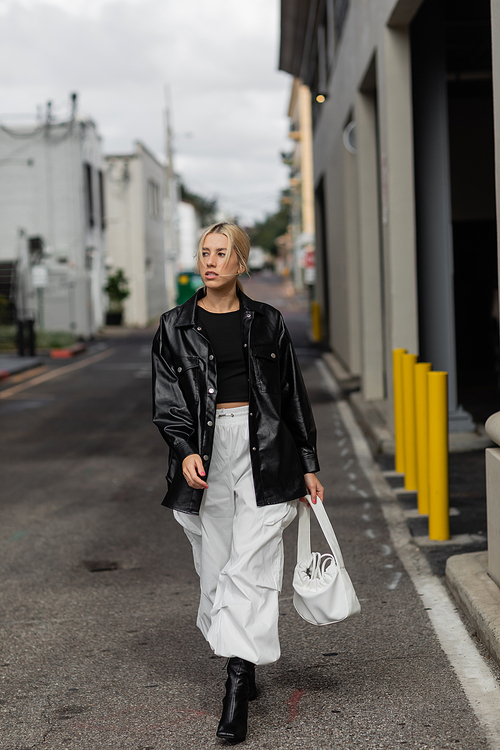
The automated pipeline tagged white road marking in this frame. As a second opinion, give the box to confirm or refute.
[362,514,371,522]
[348,472,357,480]
[381,544,392,556]
[340,448,349,457]
[343,458,354,470]
[337,437,346,447]
[357,488,368,498]
[388,572,403,590]
[364,501,372,510]
[317,358,500,749]
[365,529,376,539]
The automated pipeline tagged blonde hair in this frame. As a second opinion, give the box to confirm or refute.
[196,222,250,289]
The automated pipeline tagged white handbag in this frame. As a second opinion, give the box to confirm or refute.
[292,496,361,626]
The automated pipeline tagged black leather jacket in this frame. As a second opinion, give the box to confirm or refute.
[152,287,319,514]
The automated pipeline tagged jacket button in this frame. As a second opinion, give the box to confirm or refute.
[177,367,182,372]
[252,446,256,451]
[203,455,209,461]
[249,412,253,416]
[271,353,276,358]
[246,313,251,318]
[243,343,247,347]
[209,354,214,360]
[208,387,215,394]
[197,326,202,331]
[207,420,213,426]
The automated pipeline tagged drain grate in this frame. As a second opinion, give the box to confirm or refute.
[82,560,120,572]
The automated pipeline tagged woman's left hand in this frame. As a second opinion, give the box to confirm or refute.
[300,473,324,505]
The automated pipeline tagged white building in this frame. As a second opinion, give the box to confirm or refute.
[177,200,200,272]
[0,97,107,336]
[105,142,170,326]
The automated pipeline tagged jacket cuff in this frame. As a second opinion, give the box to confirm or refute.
[174,439,198,463]
[300,451,320,475]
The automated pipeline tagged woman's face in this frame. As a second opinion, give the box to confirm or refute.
[200,233,241,290]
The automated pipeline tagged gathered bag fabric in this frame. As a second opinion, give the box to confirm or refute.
[292,497,361,626]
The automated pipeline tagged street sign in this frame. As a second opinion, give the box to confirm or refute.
[32,265,48,288]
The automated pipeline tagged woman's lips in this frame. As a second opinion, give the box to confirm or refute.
[205,272,218,278]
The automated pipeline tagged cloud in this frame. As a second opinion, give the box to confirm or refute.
[0,0,291,221]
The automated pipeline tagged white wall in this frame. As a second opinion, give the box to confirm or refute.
[105,141,168,326]
[177,201,199,272]
[0,118,106,336]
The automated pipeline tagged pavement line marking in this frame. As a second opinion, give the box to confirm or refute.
[0,348,117,399]
[387,571,403,590]
[316,358,500,749]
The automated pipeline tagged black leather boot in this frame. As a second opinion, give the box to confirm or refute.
[248,664,259,701]
[216,657,255,744]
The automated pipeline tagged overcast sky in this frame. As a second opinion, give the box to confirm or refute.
[0,0,292,223]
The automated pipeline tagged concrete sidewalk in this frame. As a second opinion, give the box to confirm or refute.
[0,354,43,379]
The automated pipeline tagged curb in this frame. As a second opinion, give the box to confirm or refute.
[50,343,87,359]
[446,551,500,667]
[321,352,493,455]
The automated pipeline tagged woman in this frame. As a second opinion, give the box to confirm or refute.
[152,222,323,744]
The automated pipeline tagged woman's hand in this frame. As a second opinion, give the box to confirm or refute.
[182,454,209,490]
[300,473,324,505]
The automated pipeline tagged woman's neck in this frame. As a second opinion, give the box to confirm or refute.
[200,288,239,313]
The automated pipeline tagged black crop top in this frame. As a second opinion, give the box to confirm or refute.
[196,307,249,403]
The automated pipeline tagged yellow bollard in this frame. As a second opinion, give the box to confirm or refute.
[311,301,322,342]
[428,371,449,540]
[392,349,407,474]
[402,353,418,490]
[415,362,432,515]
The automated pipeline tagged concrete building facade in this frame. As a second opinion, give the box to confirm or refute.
[280,0,499,431]
[105,142,169,327]
[0,103,107,336]
[286,79,317,293]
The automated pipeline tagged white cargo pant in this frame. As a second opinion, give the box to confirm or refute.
[174,405,297,666]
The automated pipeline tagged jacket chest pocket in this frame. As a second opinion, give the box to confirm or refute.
[174,356,201,401]
[252,344,280,394]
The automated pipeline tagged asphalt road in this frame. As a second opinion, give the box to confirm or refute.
[0,275,493,749]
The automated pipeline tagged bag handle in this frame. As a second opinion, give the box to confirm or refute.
[296,496,346,570]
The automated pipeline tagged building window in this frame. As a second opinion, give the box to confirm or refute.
[84,163,94,228]
[148,179,160,219]
[98,170,106,231]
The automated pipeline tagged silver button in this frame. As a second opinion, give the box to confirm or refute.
[203,455,209,461]
[177,367,182,372]
[252,446,256,451]
[249,412,253,416]
[209,354,214,360]
[208,388,215,394]
[246,313,251,318]
[197,326,202,331]
[207,420,213,426]
[243,343,247,347]
[271,353,276,358]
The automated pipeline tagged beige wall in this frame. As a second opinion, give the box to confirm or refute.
[312,0,421,401]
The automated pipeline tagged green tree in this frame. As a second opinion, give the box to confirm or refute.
[180,183,218,226]
[248,194,291,255]
[105,269,130,312]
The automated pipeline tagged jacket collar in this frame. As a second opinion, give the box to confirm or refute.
[174,285,265,327]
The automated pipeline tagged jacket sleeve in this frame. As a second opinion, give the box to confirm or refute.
[278,314,320,474]
[152,318,198,463]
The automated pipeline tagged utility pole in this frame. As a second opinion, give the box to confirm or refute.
[163,90,178,308]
